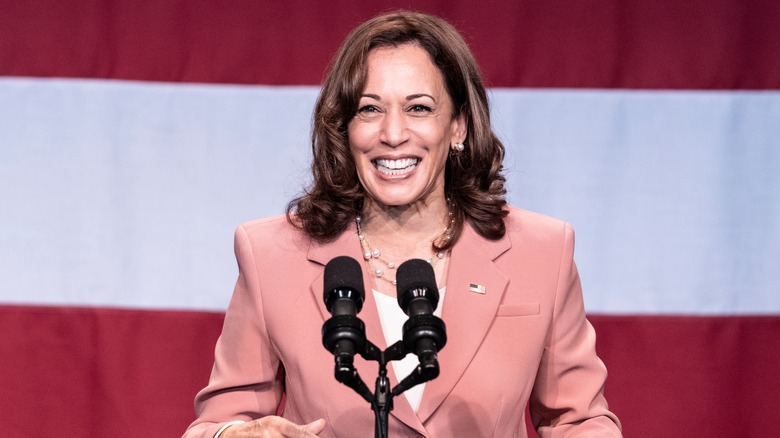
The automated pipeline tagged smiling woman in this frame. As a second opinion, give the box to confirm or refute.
[347,44,465,245]
[184,10,622,438]
[291,11,510,253]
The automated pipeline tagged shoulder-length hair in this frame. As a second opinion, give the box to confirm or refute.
[287,10,507,250]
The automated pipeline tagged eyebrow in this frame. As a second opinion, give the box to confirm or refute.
[360,93,437,102]
[407,93,436,102]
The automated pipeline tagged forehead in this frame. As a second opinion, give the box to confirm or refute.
[363,44,445,90]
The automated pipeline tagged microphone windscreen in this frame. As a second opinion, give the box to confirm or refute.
[323,256,365,306]
[396,258,439,311]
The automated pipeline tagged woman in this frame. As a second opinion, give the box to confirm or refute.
[185,11,621,438]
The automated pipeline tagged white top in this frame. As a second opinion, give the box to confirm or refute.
[372,287,446,413]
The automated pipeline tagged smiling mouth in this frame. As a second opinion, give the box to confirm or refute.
[374,158,419,176]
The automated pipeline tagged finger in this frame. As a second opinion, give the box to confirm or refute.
[303,418,326,434]
[274,417,323,438]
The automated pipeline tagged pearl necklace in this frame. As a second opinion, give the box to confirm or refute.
[355,211,454,286]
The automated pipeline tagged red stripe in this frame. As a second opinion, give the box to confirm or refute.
[0,305,223,438]
[590,315,780,437]
[1,0,778,89]
[1,306,778,437]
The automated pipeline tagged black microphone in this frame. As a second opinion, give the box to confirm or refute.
[323,255,365,317]
[321,256,368,388]
[396,259,447,380]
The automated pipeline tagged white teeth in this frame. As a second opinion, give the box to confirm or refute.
[374,158,418,175]
[376,158,417,169]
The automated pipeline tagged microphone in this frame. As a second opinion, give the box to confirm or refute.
[321,256,369,394]
[323,255,365,317]
[396,259,447,380]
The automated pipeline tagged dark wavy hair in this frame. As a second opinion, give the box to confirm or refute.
[286,10,507,251]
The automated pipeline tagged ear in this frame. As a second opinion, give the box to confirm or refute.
[450,110,468,144]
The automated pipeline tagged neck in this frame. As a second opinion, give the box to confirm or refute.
[356,196,453,295]
[359,196,450,246]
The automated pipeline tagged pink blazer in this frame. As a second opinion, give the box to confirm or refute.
[184,207,621,437]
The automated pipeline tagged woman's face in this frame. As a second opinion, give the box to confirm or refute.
[347,43,465,210]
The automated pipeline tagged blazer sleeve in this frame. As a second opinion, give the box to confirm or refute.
[182,224,284,438]
[529,223,622,437]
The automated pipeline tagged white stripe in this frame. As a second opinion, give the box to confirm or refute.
[1,78,317,310]
[1,78,778,313]
[492,88,780,314]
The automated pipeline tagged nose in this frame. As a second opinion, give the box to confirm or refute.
[379,109,409,148]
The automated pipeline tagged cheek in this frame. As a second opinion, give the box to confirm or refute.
[347,122,373,152]
[346,136,371,175]
[429,129,452,159]
[348,143,370,170]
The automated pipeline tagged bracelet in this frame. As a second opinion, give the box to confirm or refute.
[214,420,246,438]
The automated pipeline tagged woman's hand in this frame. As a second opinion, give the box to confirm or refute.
[221,416,326,437]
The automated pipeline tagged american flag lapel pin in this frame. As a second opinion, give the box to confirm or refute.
[468,283,486,294]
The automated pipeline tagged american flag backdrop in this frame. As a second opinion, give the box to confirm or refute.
[1,1,779,437]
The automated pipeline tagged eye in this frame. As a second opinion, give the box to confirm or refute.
[408,104,433,113]
[357,104,380,113]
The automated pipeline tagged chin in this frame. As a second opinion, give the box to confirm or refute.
[365,191,418,208]
[375,198,418,208]
[370,189,438,209]
[363,177,441,209]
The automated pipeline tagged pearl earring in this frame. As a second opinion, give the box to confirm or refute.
[452,142,465,152]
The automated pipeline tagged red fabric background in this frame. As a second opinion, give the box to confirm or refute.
[592,315,780,437]
[1,0,779,88]
[0,306,222,437]
[1,307,778,437]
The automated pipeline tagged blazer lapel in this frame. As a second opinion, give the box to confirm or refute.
[306,223,427,435]
[416,223,511,424]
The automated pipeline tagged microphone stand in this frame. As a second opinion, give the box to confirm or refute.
[329,336,440,438]
[321,258,445,438]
